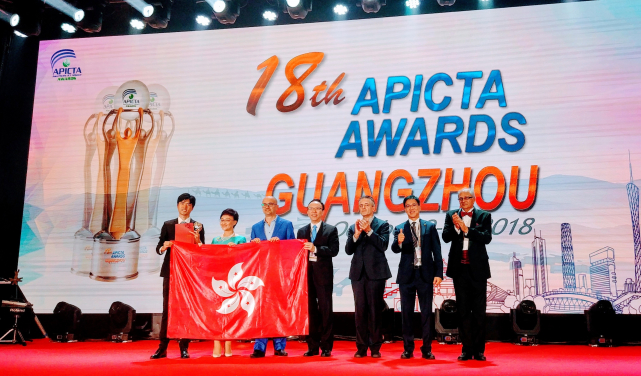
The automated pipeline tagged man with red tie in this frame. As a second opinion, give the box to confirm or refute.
[442,188,492,361]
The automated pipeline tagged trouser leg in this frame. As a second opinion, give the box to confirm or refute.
[351,277,369,353]
[415,276,434,355]
[366,278,386,353]
[399,281,417,353]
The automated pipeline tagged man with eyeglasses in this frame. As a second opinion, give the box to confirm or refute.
[345,195,391,358]
[391,195,443,360]
[249,195,295,358]
[442,188,492,361]
[297,199,339,358]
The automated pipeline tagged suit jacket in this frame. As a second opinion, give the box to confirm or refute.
[157,218,206,278]
[391,219,444,284]
[345,217,392,281]
[442,208,492,280]
[297,222,340,286]
[250,216,295,241]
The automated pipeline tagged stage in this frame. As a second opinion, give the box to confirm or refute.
[1,339,639,376]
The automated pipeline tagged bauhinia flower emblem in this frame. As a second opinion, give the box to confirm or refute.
[212,263,264,316]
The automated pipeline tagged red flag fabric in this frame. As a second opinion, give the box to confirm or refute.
[168,239,308,340]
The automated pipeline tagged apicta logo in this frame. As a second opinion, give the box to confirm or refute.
[51,49,82,81]
[121,89,140,109]
[103,248,126,264]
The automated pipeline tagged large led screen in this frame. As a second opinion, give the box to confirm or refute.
[19,0,641,313]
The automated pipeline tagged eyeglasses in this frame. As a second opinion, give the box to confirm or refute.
[458,196,474,201]
[308,207,323,212]
[404,204,419,208]
[262,203,277,207]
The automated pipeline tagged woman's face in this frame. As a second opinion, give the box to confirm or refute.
[220,214,237,232]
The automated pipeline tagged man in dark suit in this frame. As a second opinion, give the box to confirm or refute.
[249,196,295,358]
[442,188,492,361]
[297,199,339,358]
[391,195,443,360]
[345,195,391,358]
[151,193,205,360]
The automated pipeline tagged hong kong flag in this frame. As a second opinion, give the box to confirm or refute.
[168,240,309,340]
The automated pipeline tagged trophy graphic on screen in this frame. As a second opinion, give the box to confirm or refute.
[135,84,174,273]
[71,86,117,276]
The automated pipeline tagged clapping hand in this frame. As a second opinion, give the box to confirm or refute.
[359,219,371,234]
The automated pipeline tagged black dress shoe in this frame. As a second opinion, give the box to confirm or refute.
[474,353,486,361]
[354,351,366,358]
[422,352,435,360]
[371,351,381,358]
[250,350,265,358]
[274,350,288,356]
[458,352,472,361]
[180,348,190,359]
[303,351,318,357]
[320,350,331,357]
[400,351,413,359]
[150,347,167,359]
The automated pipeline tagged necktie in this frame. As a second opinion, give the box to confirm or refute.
[411,222,419,266]
[311,224,317,242]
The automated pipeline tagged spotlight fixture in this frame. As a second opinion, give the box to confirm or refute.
[61,22,77,33]
[585,300,616,347]
[437,0,456,6]
[144,0,172,29]
[109,301,136,342]
[52,302,82,342]
[14,30,27,38]
[124,0,155,17]
[263,10,277,21]
[208,0,240,24]
[74,10,85,22]
[357,0,385,13]
[76,0,107,33]
[406,0,419,9]
[283,0,311,20]
[195,14,212,26]
[510,300,541,345]
[10,14,20,27]
[333,4,348,15]
[435,299,460,344]
[130,18,145,30]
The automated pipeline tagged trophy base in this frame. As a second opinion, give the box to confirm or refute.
[70,269,90,276]
[89,272,139,282]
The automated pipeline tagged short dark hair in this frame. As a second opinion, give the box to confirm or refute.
[308,199,325,210]
[177,193,196,207]
[403,195,420,207]
[220,208,239,228]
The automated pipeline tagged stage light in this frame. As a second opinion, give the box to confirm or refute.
[14,30,27,38]
[357,0,385,13]
[39,0,84,22]
[76,0,106,33]
[406,0,419,9]
[435,299,460,344]
[195,15,211,26]
[52,302,82,342]
[334,4,348,15]
[437,0,456,6]
[61,22,76,33]
[284,0,311,19]
[10,14,20,27]
[109,301,136,342]
[207,0,240,25]
[263,10,277,21]
[144,0,172,29]
[130,18,145,30]
[510,300,541,345]
[125,0,154,17]
[585,300,616,347]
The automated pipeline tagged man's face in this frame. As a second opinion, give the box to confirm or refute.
[262,197,278,216]
[359,198,375,217]
[177,199,194,218]
[307,202,324,223]
[404,199,420,220]
[458,192,475,212]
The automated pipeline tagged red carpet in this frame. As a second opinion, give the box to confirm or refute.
[1,339,640,376]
